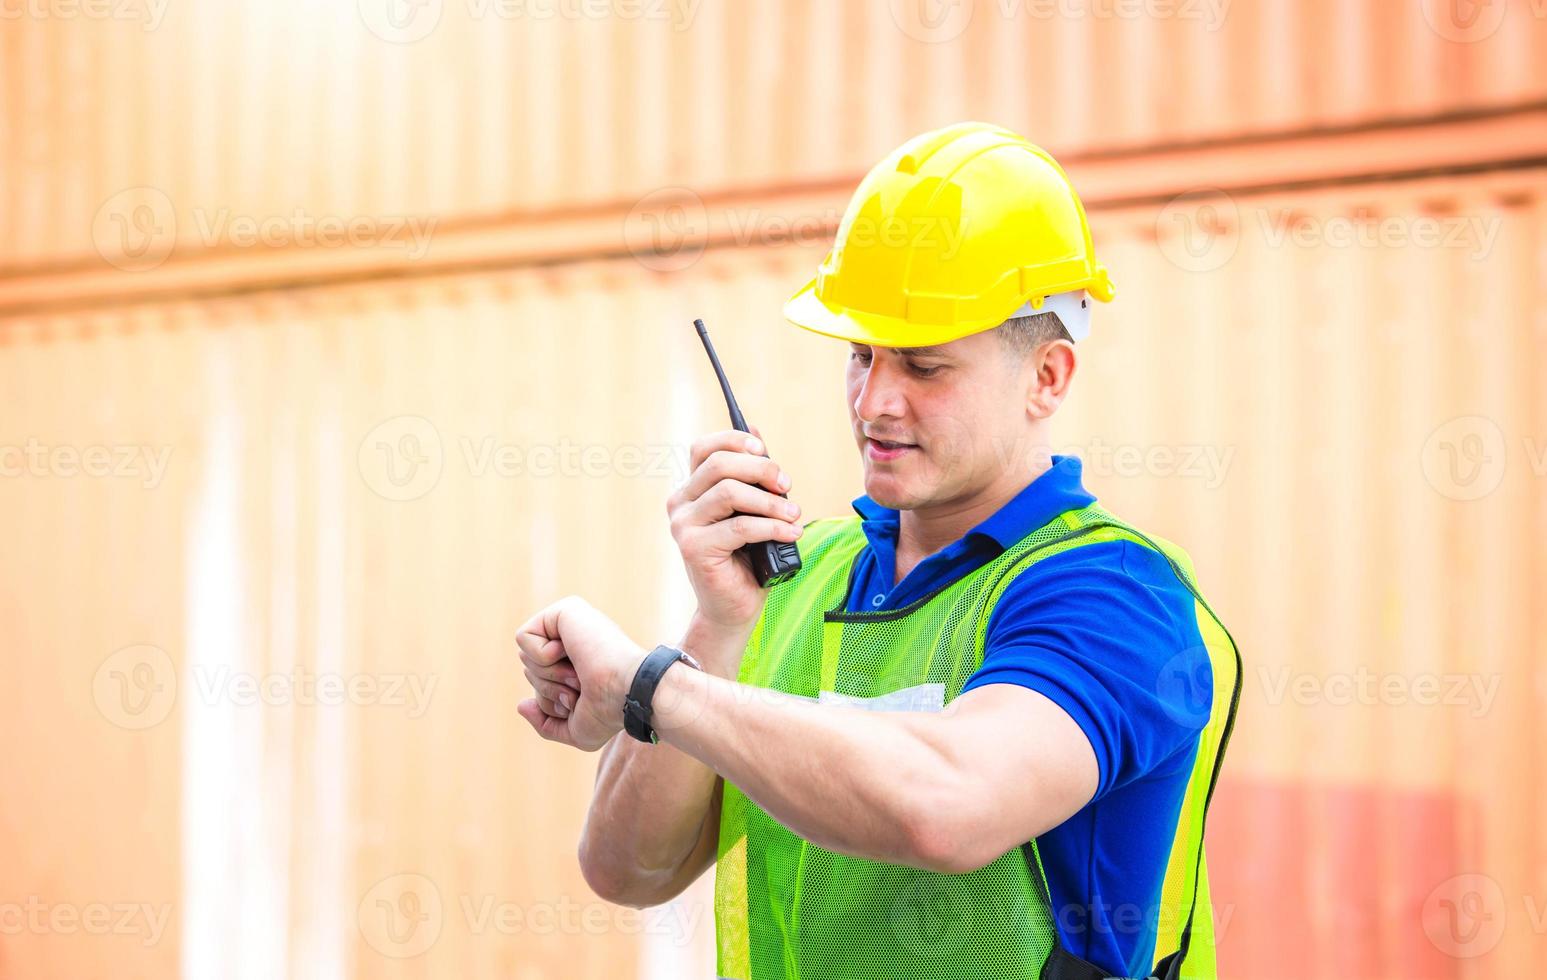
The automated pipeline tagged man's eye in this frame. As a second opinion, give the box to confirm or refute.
[909,364,943,378]
[850,350,872,365]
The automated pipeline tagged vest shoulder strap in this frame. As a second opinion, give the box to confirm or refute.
[968,505,1243,980]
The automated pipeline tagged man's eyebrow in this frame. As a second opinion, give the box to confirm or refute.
[893,344,951,358]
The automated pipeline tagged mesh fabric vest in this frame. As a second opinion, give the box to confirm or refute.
[713,504,1242,980]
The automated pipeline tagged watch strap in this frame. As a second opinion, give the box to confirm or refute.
[623,645,700,743]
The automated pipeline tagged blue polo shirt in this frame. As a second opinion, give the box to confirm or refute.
[845,456,1210,978]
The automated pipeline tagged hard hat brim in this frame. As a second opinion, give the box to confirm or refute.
[783,279,1010,349]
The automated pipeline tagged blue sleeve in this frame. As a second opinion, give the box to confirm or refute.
[961,540,1210,799]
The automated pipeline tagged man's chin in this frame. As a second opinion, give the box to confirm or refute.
[860,469,920,511]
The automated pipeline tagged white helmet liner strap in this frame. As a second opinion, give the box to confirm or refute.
[1009,290,1092,342]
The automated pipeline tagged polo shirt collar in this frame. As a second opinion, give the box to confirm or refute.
[849,455,1096,552]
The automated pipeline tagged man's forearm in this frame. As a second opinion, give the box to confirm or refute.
[580,733,719,902]
[577,614,753,903]
[676,610,760,680]
[650,664,969,870]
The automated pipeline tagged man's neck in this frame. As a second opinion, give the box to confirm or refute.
[894,449,1054,579]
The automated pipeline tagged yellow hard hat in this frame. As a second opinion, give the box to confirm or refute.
[784,122,1114,347]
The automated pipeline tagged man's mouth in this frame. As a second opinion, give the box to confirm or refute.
[865,436,916,461]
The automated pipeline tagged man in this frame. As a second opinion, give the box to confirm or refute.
[516,122,1241,980]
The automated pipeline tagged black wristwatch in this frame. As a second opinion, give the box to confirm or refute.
[623,644,703,744]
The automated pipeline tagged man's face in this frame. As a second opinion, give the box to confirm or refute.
[845,329,1034,511]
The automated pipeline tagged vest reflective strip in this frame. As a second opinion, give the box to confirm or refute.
[782,682,948,713]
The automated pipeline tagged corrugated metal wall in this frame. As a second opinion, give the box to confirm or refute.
[4,169,1544,978]
[5,0,1547,268]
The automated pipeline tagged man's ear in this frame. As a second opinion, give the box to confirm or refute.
[1027,340,1076,420]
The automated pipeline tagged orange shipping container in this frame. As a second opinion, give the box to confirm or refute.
[3,163,1544,977]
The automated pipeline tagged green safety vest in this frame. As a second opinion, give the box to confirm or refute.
[713,503,1242,980]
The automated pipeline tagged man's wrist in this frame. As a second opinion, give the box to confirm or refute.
[606,643,650,718]
[621,645,704,744]
[677,610,755,679]
[646,654,713,745]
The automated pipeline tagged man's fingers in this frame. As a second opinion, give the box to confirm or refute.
[537,690,566,718]
[516,624,565,667]
[517,698,578,746]
[682,479,799,528]
[525,671,569,712]
[524,656,581,692]
[689,429,767,472]
[678,450,789,504]
[516,596,590,667]
[691,514,804,556]
[525,668,577,716]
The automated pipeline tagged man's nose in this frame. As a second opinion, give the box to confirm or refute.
[853,359,906,423]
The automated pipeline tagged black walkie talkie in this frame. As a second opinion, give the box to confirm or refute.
[693,318,802,588]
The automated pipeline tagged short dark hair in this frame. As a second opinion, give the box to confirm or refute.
[996,311,1071,355]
